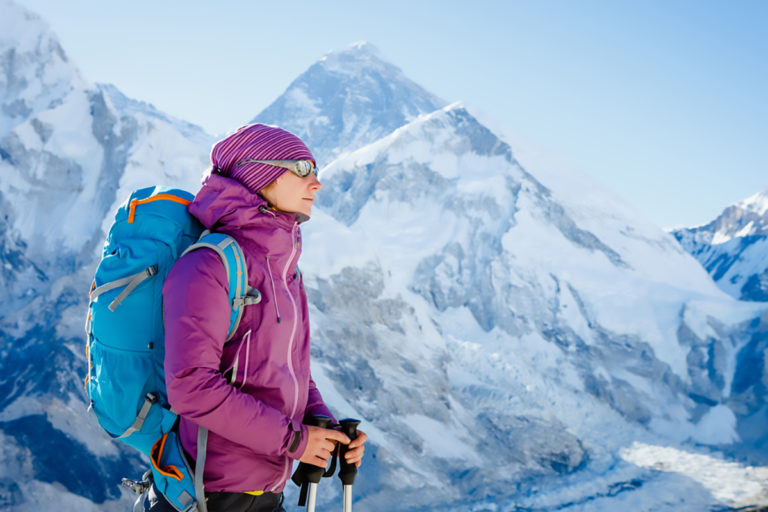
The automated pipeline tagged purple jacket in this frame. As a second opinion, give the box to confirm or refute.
[163,174,334,493]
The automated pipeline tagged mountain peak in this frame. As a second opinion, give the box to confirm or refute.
[0,0,86,137]
[252,41,446,165]
[672,186,768,301]
[1,0,47,50]
[315,41,387,73]
[333,40,381,56]
[348,40,379,52]
[738,187,768,217]
[707,188,768,241]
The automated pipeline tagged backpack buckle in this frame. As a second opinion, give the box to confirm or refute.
[122,470,152,495]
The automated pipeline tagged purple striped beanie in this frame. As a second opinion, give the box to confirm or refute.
[208,124,315,193]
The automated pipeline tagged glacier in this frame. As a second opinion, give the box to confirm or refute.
[1,0,768,510]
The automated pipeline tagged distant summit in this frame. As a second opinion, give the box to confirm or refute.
[316,41,388,73]
[252,40,446,165]
[677,188,768,244]
[0,0,86,137]
[672,188,768,301]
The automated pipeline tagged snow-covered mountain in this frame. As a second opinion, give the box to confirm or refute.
[2,1,768,510]
[252,41,446,166]
[0,1,213,509]
[672,189,768,302]
[296,104,768,510]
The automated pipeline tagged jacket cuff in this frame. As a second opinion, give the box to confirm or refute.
[286,420,307,460]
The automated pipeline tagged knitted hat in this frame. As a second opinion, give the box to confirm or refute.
[208,124,315,193]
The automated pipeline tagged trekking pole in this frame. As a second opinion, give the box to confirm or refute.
[292,415,333,512]
[337,419,360,512]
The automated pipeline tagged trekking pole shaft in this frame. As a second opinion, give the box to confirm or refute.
[343,485,353,512]
[307,482,318,512]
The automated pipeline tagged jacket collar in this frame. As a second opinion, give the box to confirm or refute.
[190,173,303,233]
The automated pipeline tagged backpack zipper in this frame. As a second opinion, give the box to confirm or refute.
[127,194,192,223]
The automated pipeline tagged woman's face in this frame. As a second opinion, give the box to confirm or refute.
[259,170,322,217]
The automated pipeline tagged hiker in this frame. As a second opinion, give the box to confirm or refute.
[162,124,367,511]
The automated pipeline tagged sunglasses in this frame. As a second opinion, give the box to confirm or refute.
[236,158,318,178]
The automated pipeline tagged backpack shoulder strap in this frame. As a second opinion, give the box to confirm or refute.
[194,427,209,512]
[182,233,260,341]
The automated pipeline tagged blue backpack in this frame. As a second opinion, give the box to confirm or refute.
[84,186,260,512]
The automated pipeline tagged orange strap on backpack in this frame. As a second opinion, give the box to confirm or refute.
[150,433,184,481]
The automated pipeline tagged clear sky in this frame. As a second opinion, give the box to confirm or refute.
[15,0,768,229]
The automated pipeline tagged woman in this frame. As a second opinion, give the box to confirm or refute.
[162,124,367,512]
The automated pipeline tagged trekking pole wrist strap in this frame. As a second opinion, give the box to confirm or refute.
[288,429,302,454]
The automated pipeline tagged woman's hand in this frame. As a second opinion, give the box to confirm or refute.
[299,426,350,467]
[344,429,368,467]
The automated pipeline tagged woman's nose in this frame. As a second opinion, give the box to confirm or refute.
[309,173,322,190]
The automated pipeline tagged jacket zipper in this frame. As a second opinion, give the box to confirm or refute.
[274,222,302,492]
[284,223,301,419]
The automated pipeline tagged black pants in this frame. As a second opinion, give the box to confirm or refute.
[139,484,285,512]
[206,491,286,512]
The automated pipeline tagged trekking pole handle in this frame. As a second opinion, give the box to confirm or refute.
[338,418,360,486]
[305,415,332,483]
[292,415,334,508]
[311,415,332,429]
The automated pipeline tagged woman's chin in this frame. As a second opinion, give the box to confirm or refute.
[299,202,313,216]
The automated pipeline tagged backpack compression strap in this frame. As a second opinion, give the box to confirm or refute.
[89,265,159,312]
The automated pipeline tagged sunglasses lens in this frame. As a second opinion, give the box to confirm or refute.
[296,161,314,177]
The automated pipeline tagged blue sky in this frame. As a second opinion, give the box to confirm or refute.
[16,0,768,229]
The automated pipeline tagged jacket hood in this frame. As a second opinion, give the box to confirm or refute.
[189,173,308,231]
